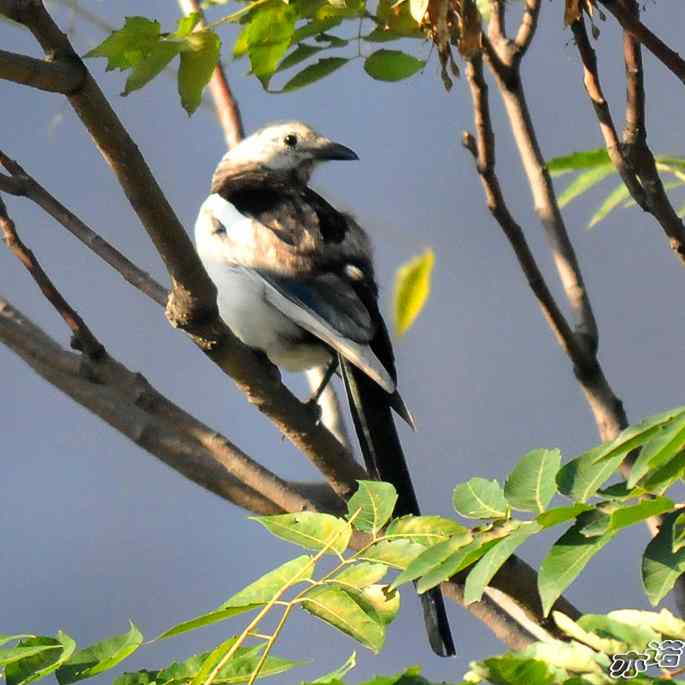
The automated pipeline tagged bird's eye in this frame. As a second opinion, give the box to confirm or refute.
[284,134,298,148]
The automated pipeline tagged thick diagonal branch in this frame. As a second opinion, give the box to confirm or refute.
[0,47,83,92]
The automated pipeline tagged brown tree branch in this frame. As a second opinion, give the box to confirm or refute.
[0,151,168,306]
[599,0,685,86]
[0,194,104,358]
[0,47,83,92]
[485,1,599,357]
[177,0,244,148]
[616,0,685,267]
[0,0,366,500]
[569,16,646,209]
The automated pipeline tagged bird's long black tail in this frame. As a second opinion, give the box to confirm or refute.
[339,356,456,658]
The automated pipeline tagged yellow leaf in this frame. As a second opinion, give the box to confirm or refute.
[393,248,435,336]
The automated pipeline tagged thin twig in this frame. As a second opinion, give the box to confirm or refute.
[616,0,685,267]
[0,194,104,358]
[599,0,685,85]
[0,151,167,306]
[570,15,646,208]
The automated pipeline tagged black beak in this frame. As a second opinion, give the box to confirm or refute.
[313,140,359,161]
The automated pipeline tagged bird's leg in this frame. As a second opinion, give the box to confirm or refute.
[305,358,339,422]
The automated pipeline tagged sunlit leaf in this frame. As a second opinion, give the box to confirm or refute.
[557,164,615,208]
[157,605,260,641]
[84,17,162,71]
[608,608,685,639]
[392,248,435,336]
[588,182,631,227]
[467,653,557,685]
[330,562,388,590]
[301,587,385,652]
[364,49,424,82]
[123,42,182,95]
[553,612,626,655]
[178,31,221,114]
[5,633,76,685]
[305,652,356,684]
[504,449,561,513]
[347,481,397,534]
[673,513,685,554]
[222,555,314,608]
[536,503,592,529]
[453,477,510,519]
[577,614,658,651]
[245,4,296,86]
[0,645,62,668]
[358,539,426,569]
[385,515,467,545]
[252,512,352,554]
[56,623,143,684]
[546,148,610,177]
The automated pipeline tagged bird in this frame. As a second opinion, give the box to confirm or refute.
[194,121,455,657]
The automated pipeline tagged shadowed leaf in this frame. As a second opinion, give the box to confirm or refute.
[453,477,510,519]
[364,49,424,82]
[642,511,685,605]
[280,58,349,91]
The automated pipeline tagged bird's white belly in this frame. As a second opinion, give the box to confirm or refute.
[202,263,331,371]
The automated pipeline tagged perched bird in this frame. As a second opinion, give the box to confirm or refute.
[194,122,455,657]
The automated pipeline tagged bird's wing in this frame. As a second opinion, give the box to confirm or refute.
[237,267,396,394]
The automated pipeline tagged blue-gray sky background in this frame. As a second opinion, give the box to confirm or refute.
[3,2,685,683]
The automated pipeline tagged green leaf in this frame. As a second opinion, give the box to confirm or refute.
[607,608,685,639]
[673,513,685,554]
[251,512,352,554]
[417,537,501,594]
[641,455,685,495]
[557,446,626,502]
[538,523,615,616]
[0,645,62,667]
[453,477,510,519]
[594,407,685,464]
[363,28,405,42]
[314,33,348,47]
[0,637,34,648]
[305,652,356,684]
[392,249,435,336]
[347,585,400,626]
[292,18,342,43]
[358,539,426,569]
[590,497,674,535]
[576,614,658,651]
[536,503,592,529]
[553,612,626,655]
[5,633,77,685]
[84,17,161,71]
[504,449,561,513]
[113,671,158,685]
[157,605,260,641]
[347,481,398,534]
[301,587,385,652]
[56,623,143,684]
[385,515,467,545]
[389,531,473,590]
[470,654,557,685]
[463,523,541,604]
[158,645,302,685]
[557,165,615,208]
[245,4,296,86]
[159,557,313,639]
[364,49,424,82]
[523,640,606,674]
[546,148,610,177]
[188,638,238,685]
[275,43,324,73]
[221,555,314,608]
[330,562,388,590]
[588,183,631,227]
[123,42,182,95]
[178,31,221,114]
[280,57,349,91]
[628,411,685,487]
[642,511,685,605]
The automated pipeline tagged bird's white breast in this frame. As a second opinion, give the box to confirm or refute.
[194,194,331,371]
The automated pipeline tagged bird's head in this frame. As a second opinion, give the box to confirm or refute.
[214,121,358,184]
